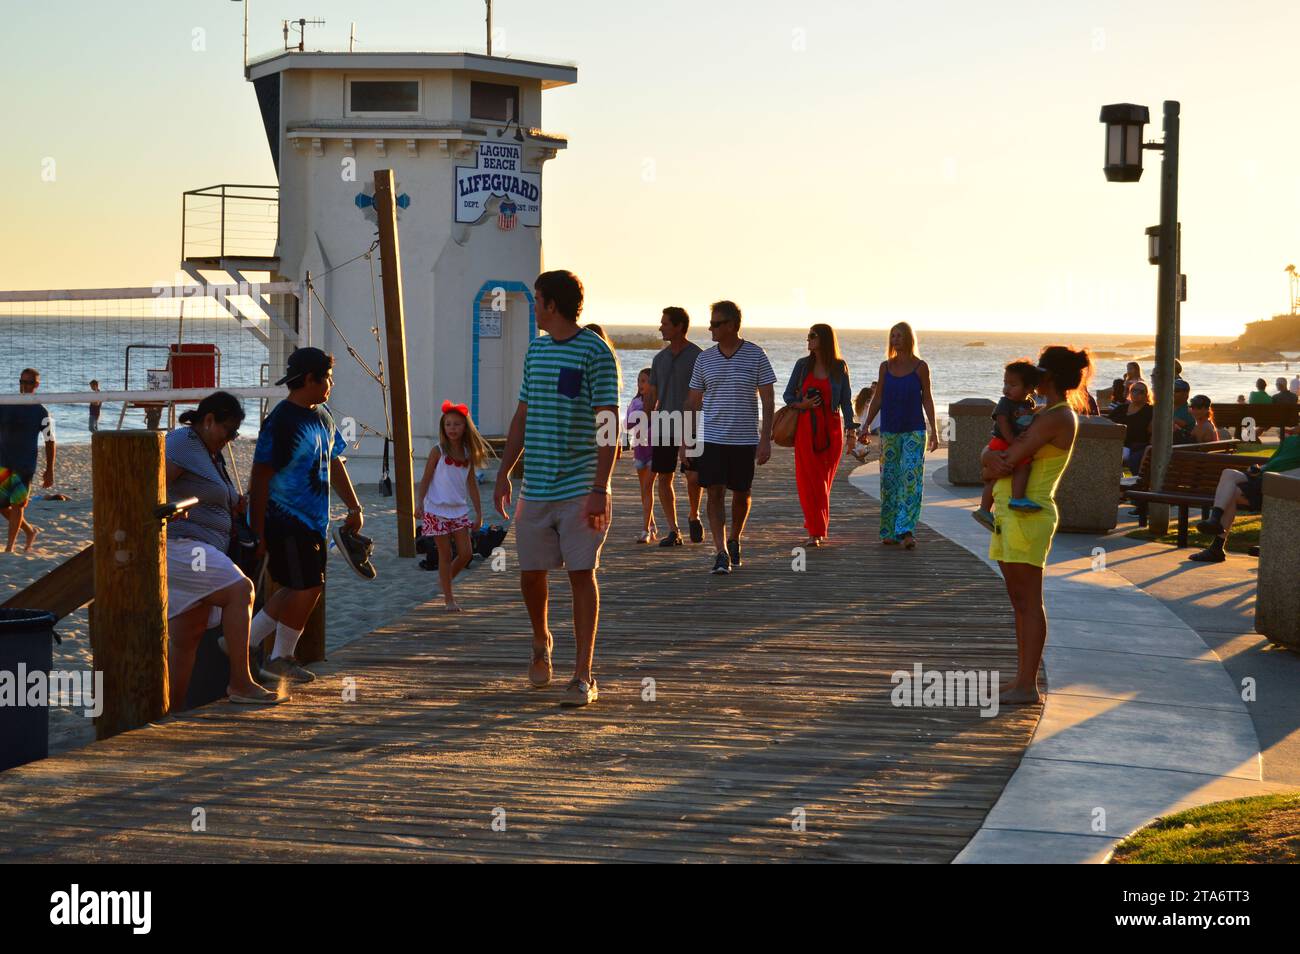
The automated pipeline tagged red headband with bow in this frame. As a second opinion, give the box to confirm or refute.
[441,400,469,417]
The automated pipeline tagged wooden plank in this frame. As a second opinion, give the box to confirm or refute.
[1,544,95,621]
[0,449,1039,862]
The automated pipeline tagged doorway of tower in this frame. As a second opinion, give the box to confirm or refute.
[472,280,536,436]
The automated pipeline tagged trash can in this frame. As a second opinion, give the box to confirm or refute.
[0,608,57,772]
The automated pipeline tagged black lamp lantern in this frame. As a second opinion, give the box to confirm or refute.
[1100,103,1149,182]
[1145,225,1160,265]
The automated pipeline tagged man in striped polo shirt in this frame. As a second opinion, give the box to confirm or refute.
[685,300,776,575]
[494,270,620,707]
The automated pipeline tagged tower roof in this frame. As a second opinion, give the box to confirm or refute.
[247,50,577,89]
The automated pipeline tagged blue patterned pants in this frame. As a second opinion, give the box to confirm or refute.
[879,430,925,540]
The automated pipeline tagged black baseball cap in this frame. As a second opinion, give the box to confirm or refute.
[275,347,333,387]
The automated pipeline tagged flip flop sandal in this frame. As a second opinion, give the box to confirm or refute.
[227,686,287,705]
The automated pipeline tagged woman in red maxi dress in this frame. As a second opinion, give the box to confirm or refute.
[783,324,857,547]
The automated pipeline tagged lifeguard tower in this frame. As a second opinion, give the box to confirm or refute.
[182,43,576,480]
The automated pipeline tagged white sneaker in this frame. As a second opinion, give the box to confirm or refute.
[561,677,598,707]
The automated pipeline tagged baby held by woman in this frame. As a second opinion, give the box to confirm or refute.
[973,360,1042,531]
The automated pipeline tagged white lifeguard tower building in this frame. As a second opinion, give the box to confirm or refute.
[183,47,576,480]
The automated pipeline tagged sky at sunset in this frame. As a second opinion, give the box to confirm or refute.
[2,1,1297,336]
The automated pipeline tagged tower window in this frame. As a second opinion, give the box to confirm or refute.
[470,82,519,122]
[349,80,420,113]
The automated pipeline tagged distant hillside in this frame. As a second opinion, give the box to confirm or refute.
[1240,314,1300,350]
[1184,314,1300,363]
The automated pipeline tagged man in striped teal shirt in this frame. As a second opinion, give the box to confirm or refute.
[494,270,620,707]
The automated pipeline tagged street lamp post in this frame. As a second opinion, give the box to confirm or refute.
[1100,100,1181,534]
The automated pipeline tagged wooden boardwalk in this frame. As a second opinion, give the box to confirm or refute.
[0,449,1038,863]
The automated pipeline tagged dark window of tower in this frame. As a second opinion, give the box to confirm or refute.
[470,82,519,122]
[349,80,420,113]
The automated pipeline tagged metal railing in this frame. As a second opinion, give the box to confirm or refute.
[181,184,279,262]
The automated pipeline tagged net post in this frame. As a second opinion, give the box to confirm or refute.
[374,170,417,558]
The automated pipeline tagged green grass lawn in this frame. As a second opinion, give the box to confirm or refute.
[1110,794,1300,863]
[1124,513,1261,553]
[1233,441,1276,458]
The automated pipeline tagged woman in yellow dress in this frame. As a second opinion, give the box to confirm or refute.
[981,346,1093,705]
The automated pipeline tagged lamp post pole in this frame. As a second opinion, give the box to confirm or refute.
[1148,100,1181,534]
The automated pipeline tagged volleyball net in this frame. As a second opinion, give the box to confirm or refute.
[0,281,303,439]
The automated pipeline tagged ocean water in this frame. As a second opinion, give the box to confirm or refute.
[610,328,1300,424]
[0,317,269,444]
[3,318,1297,444]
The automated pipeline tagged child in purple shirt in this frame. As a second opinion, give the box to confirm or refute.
[628,368,657,542]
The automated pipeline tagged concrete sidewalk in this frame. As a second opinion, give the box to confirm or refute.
[1041,505,1300,790]
[849,452,1294,863]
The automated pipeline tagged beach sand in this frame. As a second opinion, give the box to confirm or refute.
[0,438,488,755]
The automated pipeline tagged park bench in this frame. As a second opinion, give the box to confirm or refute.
[1212,402,1298,441]
[1126,451,1259,547]
[1120,439,1239,520]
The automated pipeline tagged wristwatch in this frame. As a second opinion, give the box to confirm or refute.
[589,486,609,495]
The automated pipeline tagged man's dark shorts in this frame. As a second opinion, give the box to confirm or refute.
[650,442,697,476]
[266,523,328,590]
[696,442,757,493]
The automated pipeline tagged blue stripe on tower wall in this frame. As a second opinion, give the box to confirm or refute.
[471,281,536,426]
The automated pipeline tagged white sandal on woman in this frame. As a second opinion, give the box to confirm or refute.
[228,685,287,705]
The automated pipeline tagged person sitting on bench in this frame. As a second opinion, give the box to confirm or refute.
[1119,381,1153,475]
[1189,429,1300,563]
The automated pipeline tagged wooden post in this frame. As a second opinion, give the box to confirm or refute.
[373,169,417,558]
[90,431,169,739]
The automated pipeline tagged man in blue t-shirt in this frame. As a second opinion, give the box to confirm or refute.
[248,348,365,683]
[0,367,56,552]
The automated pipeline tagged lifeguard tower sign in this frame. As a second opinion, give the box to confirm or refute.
[455,143,541,227]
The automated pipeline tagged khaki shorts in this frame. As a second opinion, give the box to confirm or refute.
[514,496,609,572]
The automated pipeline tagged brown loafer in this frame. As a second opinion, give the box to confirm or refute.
[529,638,553,688]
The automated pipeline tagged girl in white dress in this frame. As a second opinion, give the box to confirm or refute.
[415,401,488,611]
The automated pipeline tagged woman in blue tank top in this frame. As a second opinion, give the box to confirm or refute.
[857,323,939,547]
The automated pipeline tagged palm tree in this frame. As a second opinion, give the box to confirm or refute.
[1287,264,1298,315]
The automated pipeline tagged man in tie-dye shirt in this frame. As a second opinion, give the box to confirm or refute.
[249,348,364,684]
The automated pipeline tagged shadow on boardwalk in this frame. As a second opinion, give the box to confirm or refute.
[0,449,1038,863]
